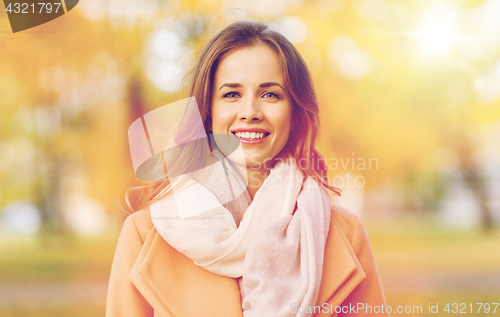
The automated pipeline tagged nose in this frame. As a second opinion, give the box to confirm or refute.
[238,95,263,122]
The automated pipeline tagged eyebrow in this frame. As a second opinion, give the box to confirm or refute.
[218,82,284,91]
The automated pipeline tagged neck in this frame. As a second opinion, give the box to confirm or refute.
[247,166,270,200]
[231,162,272,200]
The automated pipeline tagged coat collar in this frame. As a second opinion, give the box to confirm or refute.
[129,212,366,317]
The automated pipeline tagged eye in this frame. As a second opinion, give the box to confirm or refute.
[223,91,240,99]
[262,91,280,99]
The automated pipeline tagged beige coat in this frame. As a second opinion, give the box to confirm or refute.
[106,206,388,316]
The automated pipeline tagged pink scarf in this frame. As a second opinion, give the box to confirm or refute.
[150,152,331,316]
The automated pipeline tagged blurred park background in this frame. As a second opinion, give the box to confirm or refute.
[1,0,499,315]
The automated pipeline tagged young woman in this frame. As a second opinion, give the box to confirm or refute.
[106,20,387,317]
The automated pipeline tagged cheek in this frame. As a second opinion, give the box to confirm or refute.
[211,105,232,133]
[273,108,293,135]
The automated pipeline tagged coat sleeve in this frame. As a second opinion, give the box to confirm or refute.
[340,214,388,317]
[106,215,154,317]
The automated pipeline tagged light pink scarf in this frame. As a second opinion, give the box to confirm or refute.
[150,153,331,316]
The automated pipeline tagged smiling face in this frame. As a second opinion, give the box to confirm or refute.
[211,44,293,169]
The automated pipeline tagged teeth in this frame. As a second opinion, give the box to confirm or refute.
[235,132,266,140]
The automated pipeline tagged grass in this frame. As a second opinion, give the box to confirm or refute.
[0,233,118,317]
[365,215,500,316]
[366,216,500,272]
[0,234,118,283]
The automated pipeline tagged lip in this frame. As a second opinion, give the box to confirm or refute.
[230,127,270,145]
[231,127,269,133]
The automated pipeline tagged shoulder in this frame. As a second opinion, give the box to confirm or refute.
[121,208,155,243]
[328,204,380,276]
[330,204,364,244]
[123,204,365,248]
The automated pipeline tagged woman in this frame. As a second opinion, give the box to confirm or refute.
[107,20,387,317]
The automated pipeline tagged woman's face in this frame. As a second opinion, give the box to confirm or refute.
[211,44,293,169]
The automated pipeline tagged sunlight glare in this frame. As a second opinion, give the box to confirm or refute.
[420,21,455,53]
[414,2,461,57]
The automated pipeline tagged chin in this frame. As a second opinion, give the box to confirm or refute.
[243,151,271,166]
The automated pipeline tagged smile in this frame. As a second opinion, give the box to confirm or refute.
[234,132,268,140]
[231,131,270,144]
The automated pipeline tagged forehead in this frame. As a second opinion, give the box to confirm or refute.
[214,45,284,85]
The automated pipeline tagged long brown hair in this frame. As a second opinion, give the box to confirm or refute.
[125,20,340,213]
